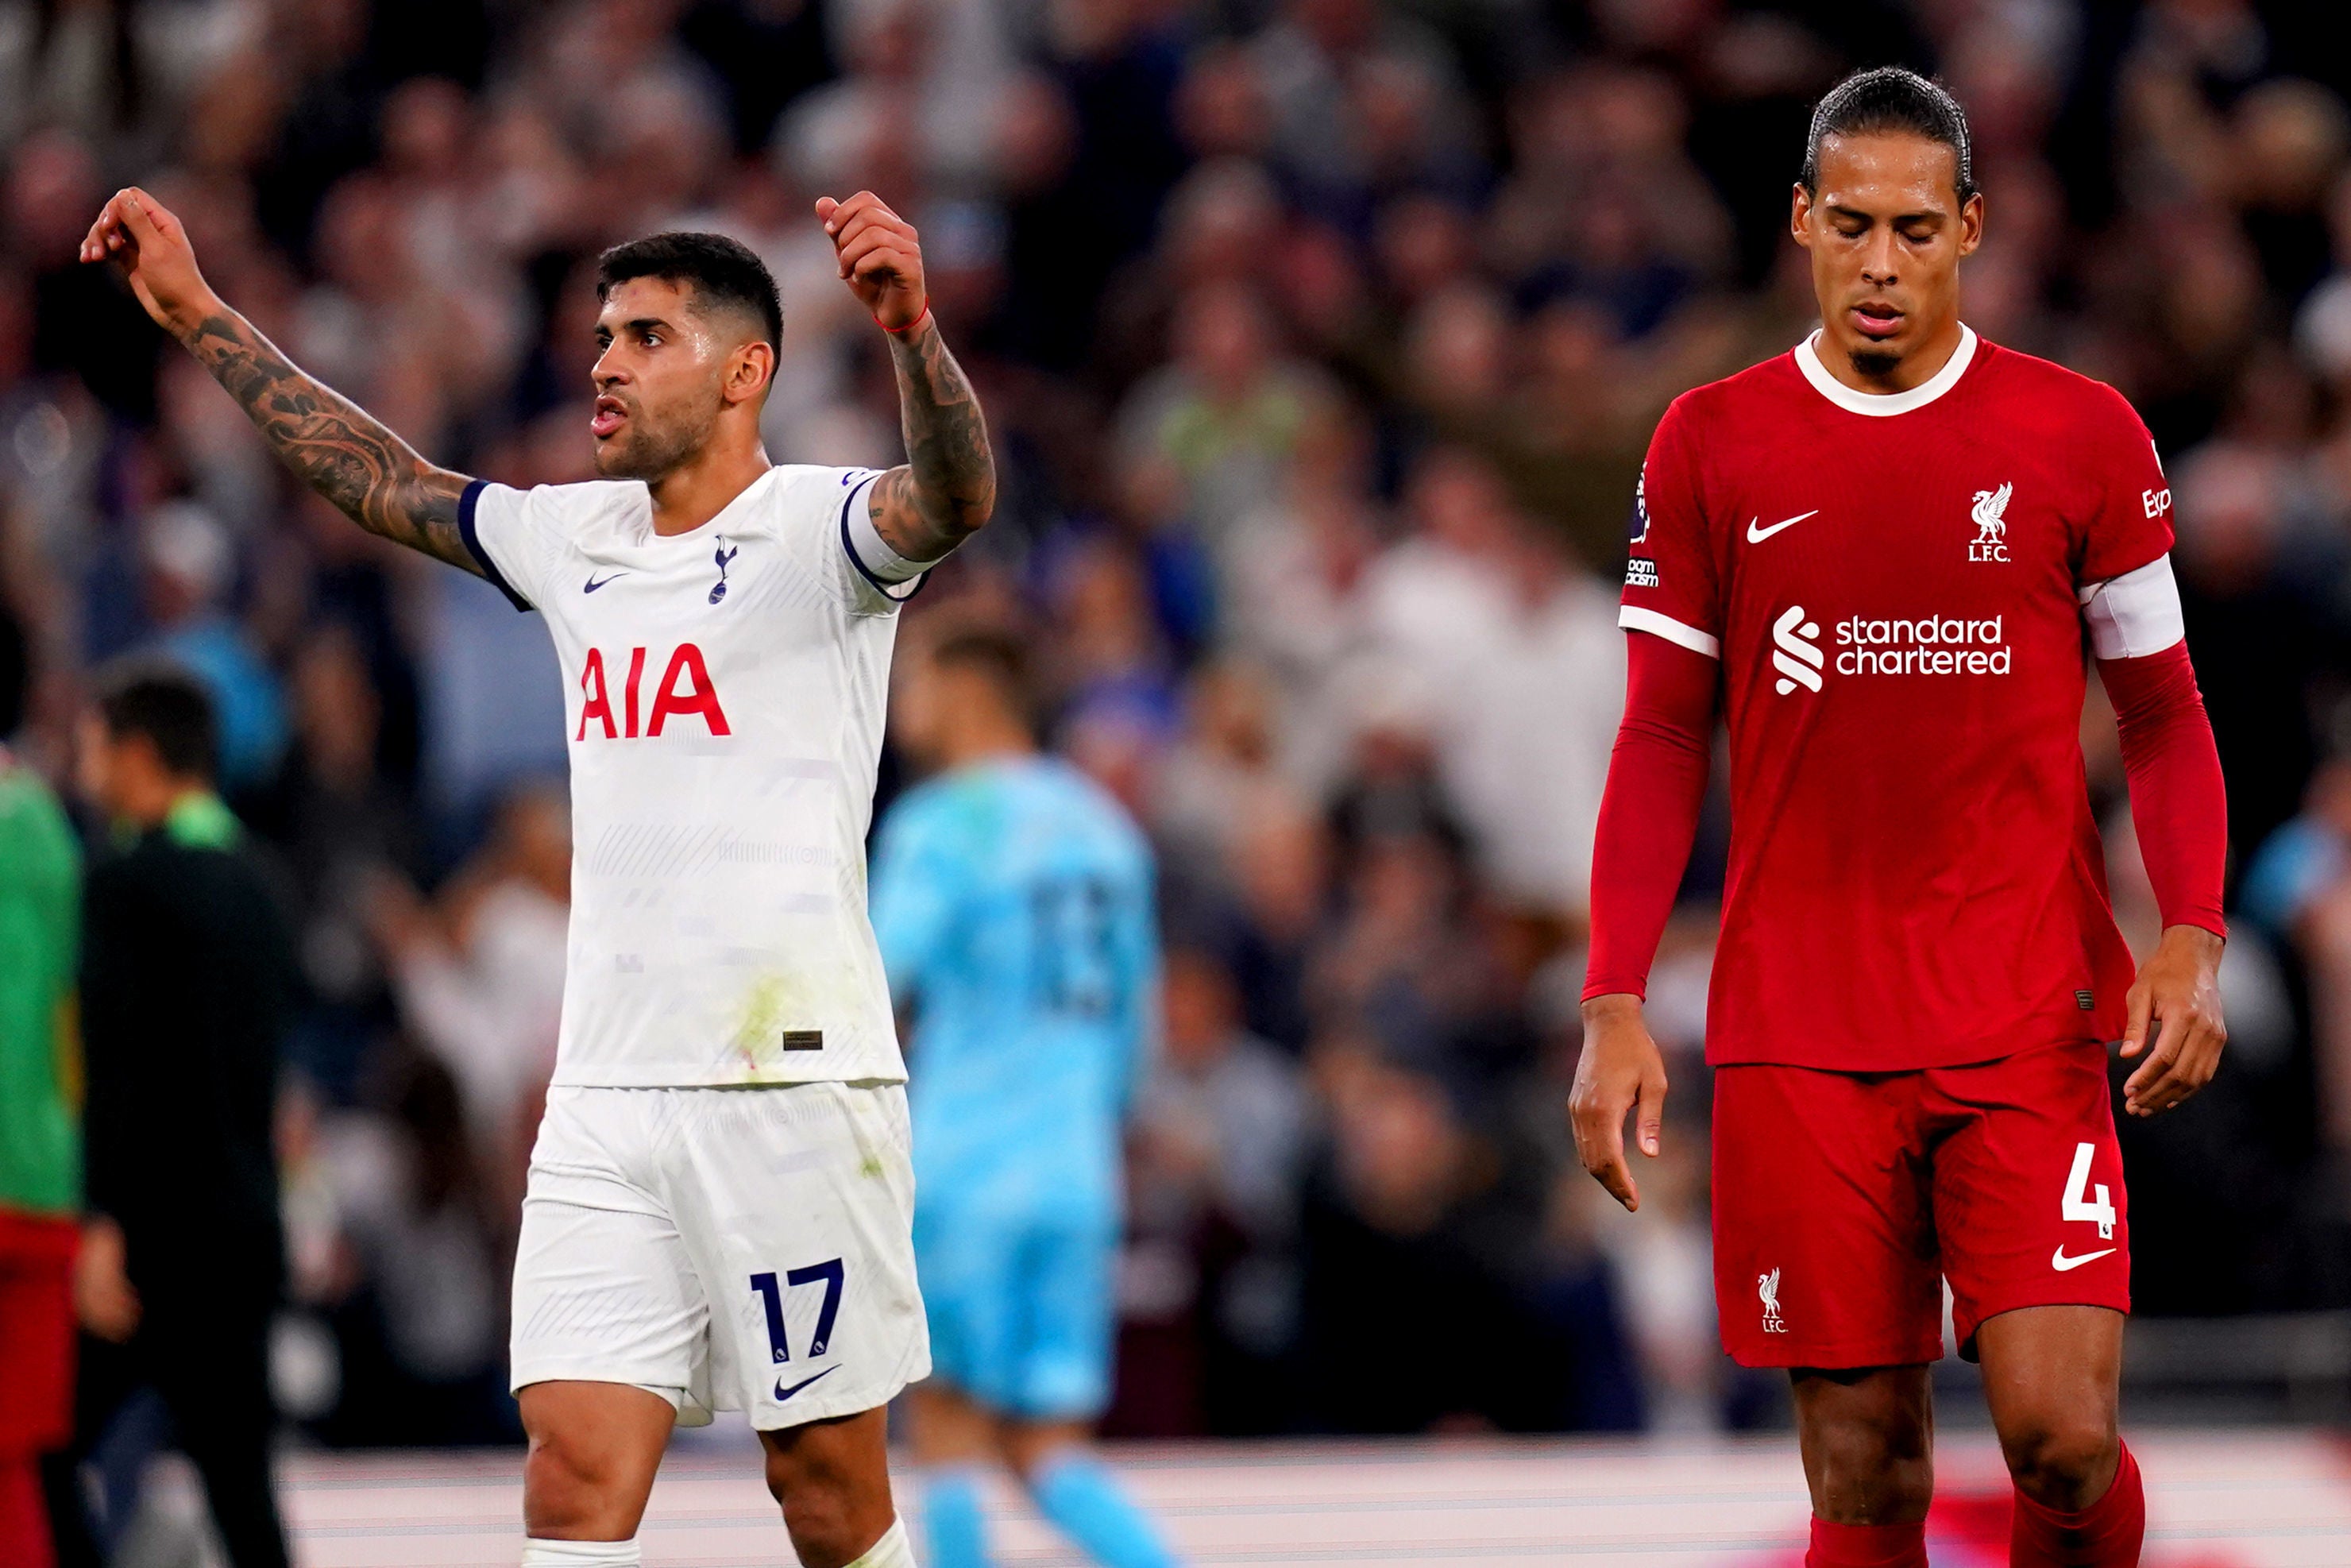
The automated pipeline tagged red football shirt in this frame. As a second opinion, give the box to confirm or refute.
[1623,326,2175,1072]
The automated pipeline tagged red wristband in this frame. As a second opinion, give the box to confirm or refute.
[880,303,931,335]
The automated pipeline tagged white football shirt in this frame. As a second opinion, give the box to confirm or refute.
[459,464,921,1087]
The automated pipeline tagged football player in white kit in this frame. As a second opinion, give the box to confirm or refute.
[83,183,994,1568]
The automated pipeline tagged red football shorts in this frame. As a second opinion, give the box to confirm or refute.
[0,1210,78,1455]
[1711,1041,2130,1369]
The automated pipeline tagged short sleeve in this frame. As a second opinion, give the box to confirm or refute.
[1619,396,1721,657]
[2074,384,2175,587]
[460,480,567,612]
[773,466,929,617]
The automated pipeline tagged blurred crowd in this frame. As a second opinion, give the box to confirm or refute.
[6,0,2351,1444]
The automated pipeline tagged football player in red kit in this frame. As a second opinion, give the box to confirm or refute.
[1571,68,2229,1568]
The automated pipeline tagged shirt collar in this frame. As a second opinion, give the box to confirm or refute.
[1794,322,1978,416]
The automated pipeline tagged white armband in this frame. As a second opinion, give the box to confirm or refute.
[844,475,946,585]
[2079,554,2185,660]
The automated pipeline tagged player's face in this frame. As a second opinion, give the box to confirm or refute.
[589,278,760,481]
[1791,132,1983,376]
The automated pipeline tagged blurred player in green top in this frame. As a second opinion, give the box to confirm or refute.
[0,605,83,1568]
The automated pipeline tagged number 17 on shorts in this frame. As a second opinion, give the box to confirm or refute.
[752,1260,848,1404]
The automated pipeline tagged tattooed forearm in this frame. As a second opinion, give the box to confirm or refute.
[182,311,479,574]
[871,316,995,562]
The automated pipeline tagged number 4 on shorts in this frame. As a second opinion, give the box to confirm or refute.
[750,1258,847,1364]
[2060,1142,2116,1240]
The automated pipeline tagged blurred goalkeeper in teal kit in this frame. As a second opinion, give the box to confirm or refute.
[869,623,1180,1568]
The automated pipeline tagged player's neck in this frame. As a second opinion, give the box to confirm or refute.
[646,433,773,537]
[1818,311,1966,396]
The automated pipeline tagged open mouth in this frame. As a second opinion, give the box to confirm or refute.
[1851,303,1905,339]
[591,395,628,438]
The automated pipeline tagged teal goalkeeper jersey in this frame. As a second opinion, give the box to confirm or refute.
[0,760,81,1216]
[871,755,1157,1221]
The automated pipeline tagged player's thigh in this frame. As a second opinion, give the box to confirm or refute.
[518,1381,677,1539]
[511,1090,709,1401]
[1712,1063,1943,1369]
[1972,1303,2123,1474]
[1005,1211,1120,1422]
[1927,1042,2130,1360]
[1790,1365,1936,1524]
[666,1082,929,1431]
[758,1406,896,1559]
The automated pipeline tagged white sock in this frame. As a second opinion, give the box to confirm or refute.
[521,1539,642,1565]
[844,1516,918,1568]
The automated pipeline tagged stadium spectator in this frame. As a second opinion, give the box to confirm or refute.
[54,666,295,1568]
[1131,946,1310,1432]
[369,782,569,1203]
[311,1048,511,1446]
[0,604,80,1568]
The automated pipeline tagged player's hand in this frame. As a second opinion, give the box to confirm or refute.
[78,187,222,343]
[1570,994,1670,1212]
[2121,923,2227,1117]
[75,1215,142,1343]
[815,192,928,332]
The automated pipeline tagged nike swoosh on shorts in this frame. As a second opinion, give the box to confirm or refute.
[774,1365,840,1401]
[2051,1246,2116,1272]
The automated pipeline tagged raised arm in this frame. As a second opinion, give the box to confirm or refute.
[816,192,996,565]
[80,188,480,574]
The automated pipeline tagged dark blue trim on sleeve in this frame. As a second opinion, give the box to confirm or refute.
[838,474,928,604]
[457,478,534,612]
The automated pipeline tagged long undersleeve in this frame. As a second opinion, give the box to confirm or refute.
[1582,630,1720,1002]
[2100,639,2228,939]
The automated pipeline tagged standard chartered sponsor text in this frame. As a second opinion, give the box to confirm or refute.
[1833,614,2012,676]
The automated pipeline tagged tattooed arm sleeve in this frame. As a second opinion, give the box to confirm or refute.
[182,308,481,575]
[867,315,997,563]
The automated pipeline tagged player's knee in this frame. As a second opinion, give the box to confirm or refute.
[770,1479,867,1568]
[1999,1412,2117,1506]
[1808,1415,1933,1521]
[523,1431,635,1537]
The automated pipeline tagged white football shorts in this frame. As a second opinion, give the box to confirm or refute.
[510,1082,929,1430]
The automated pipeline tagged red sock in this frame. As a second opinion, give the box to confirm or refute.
[1806,1517,1928,1568]
[2010,1440,2145,1567]
[0,1455,56,1568]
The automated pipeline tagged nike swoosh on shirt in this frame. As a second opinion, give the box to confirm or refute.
[1745,511,1818,544]
[583,572,628,593]
[2051,1246,2116,1272]
[774,1365,840,1402]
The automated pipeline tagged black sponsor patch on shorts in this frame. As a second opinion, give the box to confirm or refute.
[779,1029,824,1050]
[2076,991,2094,1010]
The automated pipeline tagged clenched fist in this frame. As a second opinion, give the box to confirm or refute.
[816,191,928,333]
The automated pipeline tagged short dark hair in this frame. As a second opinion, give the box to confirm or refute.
[1801,67,1977,203]
[96,664,217,782]
[596,231,783,353]
[931,624,1034,724]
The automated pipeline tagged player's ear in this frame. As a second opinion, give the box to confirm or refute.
[1957,191,1985,258]
[1789,183,1815,249]
[727,341,775,406]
